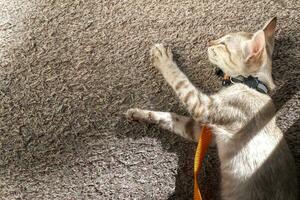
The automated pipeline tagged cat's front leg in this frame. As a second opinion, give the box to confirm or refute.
[150,44,212,122]
[126,108,201,142]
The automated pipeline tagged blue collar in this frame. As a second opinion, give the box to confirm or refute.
[229,75,269,94]
[215,68,269,94]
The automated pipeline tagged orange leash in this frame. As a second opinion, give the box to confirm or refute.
[194,126,212,200]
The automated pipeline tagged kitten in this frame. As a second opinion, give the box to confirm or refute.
[126,17,298,200]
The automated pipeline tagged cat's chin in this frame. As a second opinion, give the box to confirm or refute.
[215,67,225,77]
[209,63,227,76]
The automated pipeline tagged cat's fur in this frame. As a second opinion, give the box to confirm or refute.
[126,17,298,200]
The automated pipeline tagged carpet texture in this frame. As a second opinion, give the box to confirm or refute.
[0,0,299,199]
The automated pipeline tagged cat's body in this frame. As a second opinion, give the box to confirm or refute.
[209,84,296,200]
[126,17,298,200]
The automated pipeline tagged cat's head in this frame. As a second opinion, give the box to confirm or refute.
[208,17,277,90]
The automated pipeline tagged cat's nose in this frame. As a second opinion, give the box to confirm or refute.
[208,40,217,46]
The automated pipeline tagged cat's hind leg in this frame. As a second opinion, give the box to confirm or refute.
[126,108,201,142]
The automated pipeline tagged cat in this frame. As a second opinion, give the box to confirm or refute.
[125,17,298,200]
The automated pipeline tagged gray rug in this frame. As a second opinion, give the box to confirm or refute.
[0,0,299,199]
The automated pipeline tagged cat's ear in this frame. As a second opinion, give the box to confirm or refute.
[244,30,265,61]
[262,17,277,41]
[262,17,277,54]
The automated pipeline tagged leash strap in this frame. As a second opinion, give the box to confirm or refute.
[194,126,212,200]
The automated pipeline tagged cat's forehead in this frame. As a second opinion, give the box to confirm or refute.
[225,32,253,41]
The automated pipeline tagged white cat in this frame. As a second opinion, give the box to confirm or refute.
[126,17,298,200]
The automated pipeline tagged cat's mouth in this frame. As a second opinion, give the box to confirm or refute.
[215,67,224,77]
[215,67,231,86]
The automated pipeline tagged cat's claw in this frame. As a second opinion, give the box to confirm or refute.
[150,44,173,69]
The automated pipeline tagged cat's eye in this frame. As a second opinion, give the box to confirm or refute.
[219,41,226,46]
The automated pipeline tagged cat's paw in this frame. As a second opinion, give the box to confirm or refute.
[150,44,173,70]
[125,108,142,121]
